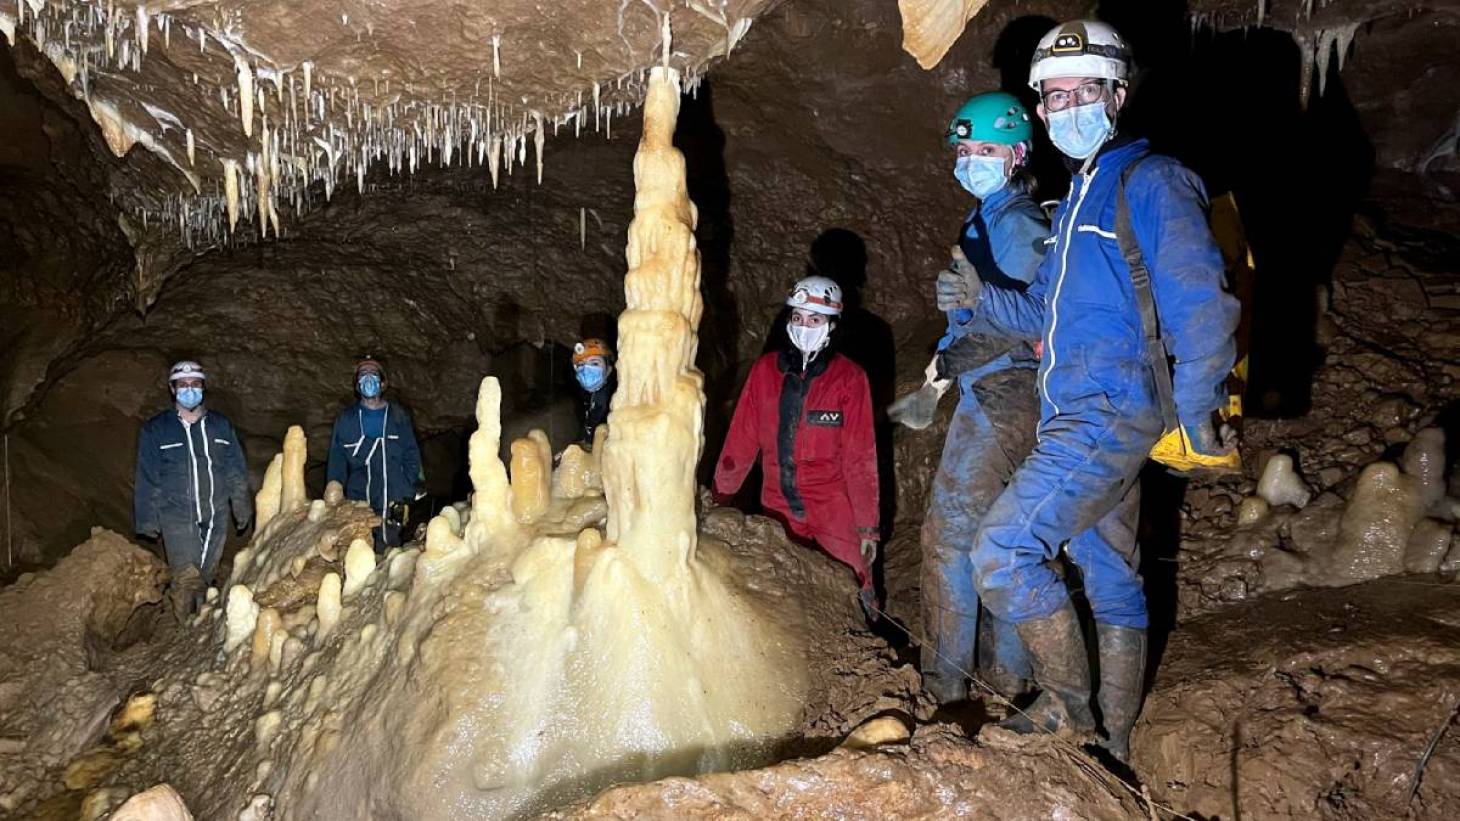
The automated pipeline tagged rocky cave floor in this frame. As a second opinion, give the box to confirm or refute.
[1,215,1458,820]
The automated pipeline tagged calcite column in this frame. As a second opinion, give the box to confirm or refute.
[600,66,706,587]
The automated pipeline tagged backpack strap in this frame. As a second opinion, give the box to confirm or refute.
[1114,158,1180,434]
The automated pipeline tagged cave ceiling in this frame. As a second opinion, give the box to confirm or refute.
[0,0,1454,310]
[0,0,775,305]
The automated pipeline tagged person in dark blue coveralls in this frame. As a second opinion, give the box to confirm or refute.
[942,20,1240,763]
[134,360,253,600]
[326,357,422,551]
[892,91,1049,707]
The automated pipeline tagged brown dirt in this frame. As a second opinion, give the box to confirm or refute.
[1135,578,1460,819]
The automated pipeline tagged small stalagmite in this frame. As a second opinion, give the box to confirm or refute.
[510,432,552,523]
[1258,453,1312,510]
[281,426,308,513]
[224,585,259,653]
[254,454,285,531]
[316,572,342,641]
[553,444,599,499]
[109,784,194,821]
[467,378,518,545]
[342,539,376,599]
[251,608,283,669]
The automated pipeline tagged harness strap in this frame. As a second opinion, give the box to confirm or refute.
[1114,158,1180,434]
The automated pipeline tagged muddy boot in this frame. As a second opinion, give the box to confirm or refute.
[167,565,204,624]
[1095,623,1146,764]
[999,602,1095,736]
[977,608,1031,701]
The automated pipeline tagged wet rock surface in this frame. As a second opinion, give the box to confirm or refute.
[1135,579,1460,819]
[545,724,1142,820]
[0,529,166,814]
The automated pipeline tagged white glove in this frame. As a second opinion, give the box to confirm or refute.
[888,354,952,431]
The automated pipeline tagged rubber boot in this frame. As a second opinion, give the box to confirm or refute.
[976,607,1031,701]
[167,565,205,625]
[1095,623,1147,764]
[999,601,1095,736]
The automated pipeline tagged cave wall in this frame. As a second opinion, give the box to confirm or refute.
[4,0,1460,570]
[0,40,133,430]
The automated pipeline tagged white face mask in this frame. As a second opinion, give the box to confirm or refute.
[787,321,831,362]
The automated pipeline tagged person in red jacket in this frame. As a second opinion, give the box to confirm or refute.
[713,275,881,616]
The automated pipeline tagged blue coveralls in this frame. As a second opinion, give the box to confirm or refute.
[134,409,253,583]
[921,183,1048,699]
[326,401,422,517]
[971,139,1239,629]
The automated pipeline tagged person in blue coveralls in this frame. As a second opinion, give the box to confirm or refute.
[327,357,422,552]
[940,20,1239,763]
[134,360,253,610]
[890,91,1050,708]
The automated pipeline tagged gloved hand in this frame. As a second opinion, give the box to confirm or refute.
[235,516,252,537]
[935,246,982,311]
[888,354,953,430]
[860,538,879,564]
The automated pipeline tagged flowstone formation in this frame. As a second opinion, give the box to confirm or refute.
[1179,427,1460,609]
[37,65,844,820]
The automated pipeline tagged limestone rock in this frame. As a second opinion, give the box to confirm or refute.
[109,784,194,820]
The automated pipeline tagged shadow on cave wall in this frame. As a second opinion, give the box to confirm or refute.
[676,82,741,487]
[992,14,1065,200]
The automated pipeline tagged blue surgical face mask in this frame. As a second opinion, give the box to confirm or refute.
[175,386,204,410]
[954,154,1009,199]
[1048,99,1114,160]
[358,373,382,399]
[576,363,608,392]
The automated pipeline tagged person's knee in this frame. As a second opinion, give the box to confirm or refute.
[1087,583,1148,629]
[977,554,1069,624]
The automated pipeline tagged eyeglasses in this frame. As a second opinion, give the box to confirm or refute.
[1041,80,1109,113]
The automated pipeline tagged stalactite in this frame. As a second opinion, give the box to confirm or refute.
[236,56,254,137]
[534,110,545,184]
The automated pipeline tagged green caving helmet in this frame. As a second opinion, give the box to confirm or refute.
[945,91,1034,147]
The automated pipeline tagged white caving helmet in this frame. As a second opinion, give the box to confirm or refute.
[1029,20,1132,89]
[785,275,844,317]
[169,360,206,382]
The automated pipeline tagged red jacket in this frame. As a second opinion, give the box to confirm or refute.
[714,349,880,541]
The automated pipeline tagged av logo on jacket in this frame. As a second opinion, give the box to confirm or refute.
[806,410,843,427]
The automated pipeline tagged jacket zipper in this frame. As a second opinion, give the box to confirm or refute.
[1041,166,1099,417]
